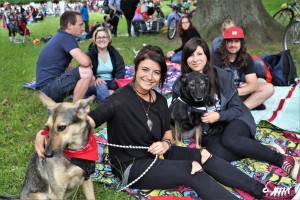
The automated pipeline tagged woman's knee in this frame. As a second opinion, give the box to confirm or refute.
[191,161,202,174]
[200,149,212,164]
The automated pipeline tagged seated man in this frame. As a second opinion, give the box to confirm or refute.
[211,19,268,82]
[36,11,94,103]
[212,26,274,110]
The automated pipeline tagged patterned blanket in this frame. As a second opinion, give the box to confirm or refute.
[92,122,300,199]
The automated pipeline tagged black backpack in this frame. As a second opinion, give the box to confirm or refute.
[262,49,298,86]
[102,0,111,14]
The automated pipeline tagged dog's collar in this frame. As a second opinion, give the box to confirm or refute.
[177,97,206,111]
[41,129,99,161]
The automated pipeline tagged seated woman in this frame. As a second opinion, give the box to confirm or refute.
[35,45,300,199]
[86,26,125,102]
[166,15,201,64]
[172,37,300,185]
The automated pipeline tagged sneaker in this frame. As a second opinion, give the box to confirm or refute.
[263,182,300,200]
[282,156,300,181]
[263,143,285,154]
[252,104,266,110]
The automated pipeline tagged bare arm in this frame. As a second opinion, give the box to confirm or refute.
[70,48,92,68]
[238,73,258,96]
[88,116,96,128]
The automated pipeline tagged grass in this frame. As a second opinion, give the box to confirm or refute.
[0,0,298,199]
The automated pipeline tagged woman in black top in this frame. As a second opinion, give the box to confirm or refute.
[166,15,201,63]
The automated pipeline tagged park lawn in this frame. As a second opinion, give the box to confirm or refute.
[0,0,297,199]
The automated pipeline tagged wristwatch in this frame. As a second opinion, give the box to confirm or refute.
[162,139,172,150]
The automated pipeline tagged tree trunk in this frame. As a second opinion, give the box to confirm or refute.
[193,0,285,46]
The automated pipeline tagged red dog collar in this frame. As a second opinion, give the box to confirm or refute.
[41,128,98,161]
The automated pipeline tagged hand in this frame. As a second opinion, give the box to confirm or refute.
[148,141,168,156]
[166,51,174,59]
[108,90,114,95]
[95,77,107,86]
[201,112,220,124]
[35,130,47,158]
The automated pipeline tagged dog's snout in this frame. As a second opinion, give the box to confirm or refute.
[195,97,204,102]
[44,149,54,158]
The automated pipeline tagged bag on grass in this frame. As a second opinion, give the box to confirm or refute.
[262,49,297,86]
[41,35,52,43]
[252,55,272,83]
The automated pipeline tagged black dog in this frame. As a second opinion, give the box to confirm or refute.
[170,72,209,148]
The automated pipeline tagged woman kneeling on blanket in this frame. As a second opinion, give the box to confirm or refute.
[35,45,300,199]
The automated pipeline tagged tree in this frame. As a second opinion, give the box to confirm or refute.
[193,0,285,45]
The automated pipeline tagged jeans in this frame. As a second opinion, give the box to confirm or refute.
[95,84,109,102]
[39,68,80,102]
[95,80,113,103]
[171,51,182,63]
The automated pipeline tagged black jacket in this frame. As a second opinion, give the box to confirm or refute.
[174,27,201,53]
[172,67,256,136]
[86,44,125,90]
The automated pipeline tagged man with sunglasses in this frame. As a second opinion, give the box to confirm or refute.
[36,11,94,103]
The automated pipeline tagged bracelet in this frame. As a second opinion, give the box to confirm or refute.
[162,139,172,151]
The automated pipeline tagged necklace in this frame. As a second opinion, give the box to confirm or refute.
[133,86,153,131]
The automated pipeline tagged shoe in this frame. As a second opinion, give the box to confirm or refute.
[282,156,300,181]
[262,143,285,154]
[252,104,266,110]
[263,182,300,200]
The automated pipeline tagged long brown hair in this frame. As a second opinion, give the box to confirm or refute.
[177,15,195,37]
[181,38,218,105]
[218,38,248,70]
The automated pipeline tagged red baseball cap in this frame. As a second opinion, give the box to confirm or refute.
[223,26,244,39]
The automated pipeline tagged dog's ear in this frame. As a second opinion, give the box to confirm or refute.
[180,74,188,85]
[38,91,56,108]
[74,95,96,119]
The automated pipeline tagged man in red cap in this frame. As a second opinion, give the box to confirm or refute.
[212,26,274,110]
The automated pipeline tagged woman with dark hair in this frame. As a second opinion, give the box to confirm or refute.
[35,44,298,199]
[171,37,300,199]
[166,15,201,63]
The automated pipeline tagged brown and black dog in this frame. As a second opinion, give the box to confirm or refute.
[170,72,209,148]
[21,92,97,200]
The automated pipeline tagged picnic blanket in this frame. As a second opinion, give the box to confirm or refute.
[92,122,300,199]
[21,62,182,95]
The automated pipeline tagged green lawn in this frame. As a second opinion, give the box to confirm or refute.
[0,0,298,199]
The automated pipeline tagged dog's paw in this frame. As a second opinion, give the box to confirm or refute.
[175,141,185,147]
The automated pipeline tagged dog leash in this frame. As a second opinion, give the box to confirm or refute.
[97,141,159,192]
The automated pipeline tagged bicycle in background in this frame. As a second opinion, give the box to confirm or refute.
[167,2,193,40]
[273,0,300,26]
[283,19,300,68]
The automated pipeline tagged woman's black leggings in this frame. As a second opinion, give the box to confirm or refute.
[203,119,284,167]
[128,146,265,199]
